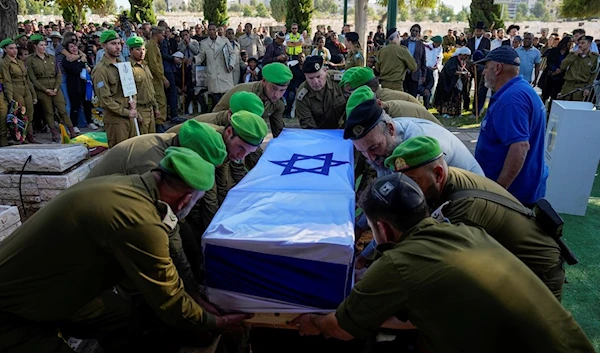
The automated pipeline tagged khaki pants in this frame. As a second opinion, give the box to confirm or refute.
[105,117,135,148]
[37,89,73,128]
[0,289,139,353]
[137,106,156,135]
[380,80,405,91]
[152,81,167,125]
[0,95,8,146]
[560,81,588,101]
[12,85,35,138]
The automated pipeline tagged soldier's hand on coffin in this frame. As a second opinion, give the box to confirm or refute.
[215,313,254,329]
[290,314,321,336]
[191,291,222,316]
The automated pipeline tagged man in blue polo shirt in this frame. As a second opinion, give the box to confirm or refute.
[474,46,548,207]
[515,32,541,85]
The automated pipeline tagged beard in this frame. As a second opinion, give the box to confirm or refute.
[484,75,496,90]
[366,134,402,176]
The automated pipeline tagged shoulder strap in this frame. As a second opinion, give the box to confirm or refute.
[447,189,534,217]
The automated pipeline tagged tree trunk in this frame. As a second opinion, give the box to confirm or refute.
[0,0,19,39]
[355,0,368,64]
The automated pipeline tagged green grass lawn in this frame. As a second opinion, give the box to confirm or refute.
[561,166,600,349]
[428,107,483,129]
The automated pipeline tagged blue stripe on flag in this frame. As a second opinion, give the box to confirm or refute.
[205,244,352,310]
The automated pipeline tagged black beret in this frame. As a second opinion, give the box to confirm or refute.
[303,55,324,74]
[386,27,397,39]
[343,99,383,140]
[345,31,359,42]
[507,24,520,32]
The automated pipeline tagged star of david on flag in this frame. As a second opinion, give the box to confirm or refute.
[270,153,349,176]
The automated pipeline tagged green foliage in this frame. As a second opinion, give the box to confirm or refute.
[428,8,440,21]
[242,4,252,16]
[60,3,81,25]
[469,0,504,31]
[286,0,312,33]
[188,0,203,13]
[180,2,188,11]
[376,0,437,11]
[437,2,454,22]
[411,8,426,21]
[93,0,117,17]
[154,0,167,12]
[205,0,228,25]
[398,6,409,20]
[314,0,338,14]
[270,0,286,21]
[366,6,376,19]
[130,0,155,23]
[255,3,270,17]
[514,2,529,21]
[560,0,600,18]
[17,0,26,15]
[455,5,469,22]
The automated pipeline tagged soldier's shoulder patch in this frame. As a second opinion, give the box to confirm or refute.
[297,87,308,101]
[333,73,343,81]
[159,201,178,231]
[96,81,105,89]
[355,52,363,59]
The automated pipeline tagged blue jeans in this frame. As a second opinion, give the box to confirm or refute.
[61,76,71,120]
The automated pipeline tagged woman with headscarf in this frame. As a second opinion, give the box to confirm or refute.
[345,32,364,69]
[1,38,38,143]
[539,36,572,103]
[434,46,472,117]
[311,36,332,62]
[26,34,77,142]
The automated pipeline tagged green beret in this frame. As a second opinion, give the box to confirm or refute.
[346,86,375,117]
[94,23,100,27]
[431,35,443,43]
[230,91,264,116]
[13,34,26,41]
[230,110,268,146]
[29,34,44,42]
[23,20,31,24]
[126,36,145,49]
[384,136,444,172]
[99,30,119,44]
[159,147,215,191]
[340,67,375,90]
[261,62,292,85]
[178,120,227,167]
[0,38,14,49]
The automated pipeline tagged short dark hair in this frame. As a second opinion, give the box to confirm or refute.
[180,29,189,35]
[359,182,430,233]
[208,23,217,29]
[573,28,585,35]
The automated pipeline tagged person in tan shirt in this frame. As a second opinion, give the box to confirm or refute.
[376,28,417,91]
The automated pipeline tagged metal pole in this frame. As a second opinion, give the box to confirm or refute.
[343,0,348,27]
[387,0,397,31]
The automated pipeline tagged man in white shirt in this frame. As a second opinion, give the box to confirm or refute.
[491,29,505,50]
[423,35,444,108]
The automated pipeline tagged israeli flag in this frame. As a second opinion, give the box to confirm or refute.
[203,129,356,313]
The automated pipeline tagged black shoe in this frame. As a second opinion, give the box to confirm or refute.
[171,116,187,124]
[156,124,166,133]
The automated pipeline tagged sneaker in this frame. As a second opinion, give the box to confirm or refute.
[88,123,98,130]
[73,127,81,133]
[156,124,166,133]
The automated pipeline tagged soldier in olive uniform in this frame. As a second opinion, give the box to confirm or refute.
[167,92,267,231]
[0,53,9,146]
[27,34,76,141]
[344,32,364,69]
[92,30,138,148]
[87,120,227,295]
[378,136,566,300]
[146,26,169,132]
[127,36,160,134]
[340,67,441,125]
[212,62,292,139]
[340,66,420,104]
[295,55,347,129]
[293,173,594,353]
[376,28,417,91]
[0,147,251,353]
[559,36,600,101]
[1,38,37,144]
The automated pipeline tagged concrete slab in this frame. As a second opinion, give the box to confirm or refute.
[0,144,88,173]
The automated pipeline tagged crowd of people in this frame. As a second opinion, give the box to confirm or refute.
[0,16,598,353]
